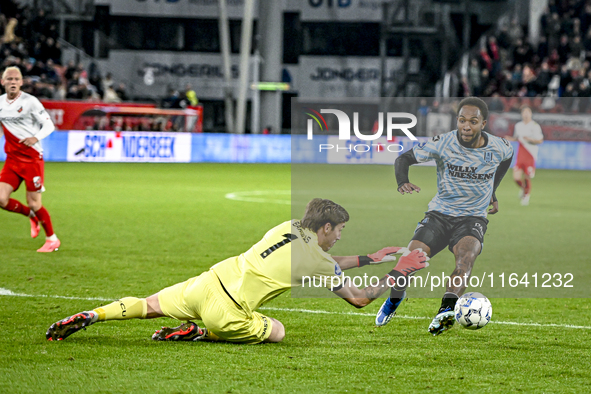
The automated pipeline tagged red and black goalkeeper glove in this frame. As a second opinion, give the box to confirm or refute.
[385,249,430,290]
[357,246,403,267]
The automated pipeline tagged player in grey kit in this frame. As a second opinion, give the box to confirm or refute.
[375,97,513,335]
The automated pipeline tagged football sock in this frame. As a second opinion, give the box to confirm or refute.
[84,311,99,324]
[94,297,147,321]
[524,179,531,195]
[47,234,58,242]
[34,207,55,237]
[385,269,407,291]
[204,330,222,342]
[389,288,406,303]
[515,180,523,188]
[386,270,411,292]
[2,199,31,217]
[439,292,459,313]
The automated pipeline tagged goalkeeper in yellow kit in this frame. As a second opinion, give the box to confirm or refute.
[46,198,429,344]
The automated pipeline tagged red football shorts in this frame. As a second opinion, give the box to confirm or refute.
[0,158,45,192]
[514,146,536,178]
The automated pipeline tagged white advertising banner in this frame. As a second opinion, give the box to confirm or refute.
[99,52,417,99]
[95,0,258,18]
[98,51,242,100]
[301,0,383,21]
[67,131,192,162]
[297,56,420,98]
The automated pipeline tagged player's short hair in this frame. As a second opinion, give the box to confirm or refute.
[520,105,532,113]
[457,97,489,121]
[301,198,349,232]
[2,66,22,80]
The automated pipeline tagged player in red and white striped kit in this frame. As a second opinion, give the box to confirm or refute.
[0,66,60,252]
[505,106,544,206]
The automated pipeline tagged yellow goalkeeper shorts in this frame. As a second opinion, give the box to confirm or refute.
[157,270,273,344]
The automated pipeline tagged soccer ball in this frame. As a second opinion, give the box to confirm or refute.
[454,292,492,330]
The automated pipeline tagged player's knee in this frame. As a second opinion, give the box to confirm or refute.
[408,240,431,256]
[266,318,285,343]
[26,197,41,211]
[0,195,8,208]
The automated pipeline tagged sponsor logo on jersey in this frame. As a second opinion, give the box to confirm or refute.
[446,163,494,180]
[335,264,342,276]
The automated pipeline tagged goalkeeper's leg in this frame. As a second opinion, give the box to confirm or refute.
[46,295,162,341]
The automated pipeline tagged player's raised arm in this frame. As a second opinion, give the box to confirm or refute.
[332,249,429,308]
[395,149,421,194]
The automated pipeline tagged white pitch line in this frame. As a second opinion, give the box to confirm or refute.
[0,288,113,302]
[260,306,591,330]
[260,306,427,320]
[225,190,291,205]
[2,288,590,330]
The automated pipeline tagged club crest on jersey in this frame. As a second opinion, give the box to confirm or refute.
[17,106,23,113]
[484,151,492,163]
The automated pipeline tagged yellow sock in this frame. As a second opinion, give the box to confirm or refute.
[94,297,147,321]
[204,329,222,342]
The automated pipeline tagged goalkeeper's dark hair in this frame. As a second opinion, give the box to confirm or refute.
[301,198,349,232]
[457,96,489,121]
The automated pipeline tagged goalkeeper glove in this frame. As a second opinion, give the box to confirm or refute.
[357,246,403,267]
[385,248,430,290]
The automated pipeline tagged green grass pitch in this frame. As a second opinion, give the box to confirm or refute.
[1,162,590,393]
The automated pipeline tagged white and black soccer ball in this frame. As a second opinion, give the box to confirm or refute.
[454,292,492,330]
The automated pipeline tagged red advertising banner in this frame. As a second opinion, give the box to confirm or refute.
[487,112,591,142]
[41,101,203,133]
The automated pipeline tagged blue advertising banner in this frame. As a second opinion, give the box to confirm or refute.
[0,132,590,169]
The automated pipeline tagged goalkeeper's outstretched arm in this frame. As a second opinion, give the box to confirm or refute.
[332,246,402,270]
[332,249,429,308]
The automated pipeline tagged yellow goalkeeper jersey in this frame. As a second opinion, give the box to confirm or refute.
[211,220,342,315]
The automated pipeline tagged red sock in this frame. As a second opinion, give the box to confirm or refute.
[2,199,31,217]
[524,179,531,195]
[515,180,524,188]
[34,207,55,237]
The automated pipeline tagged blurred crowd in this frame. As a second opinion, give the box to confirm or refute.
[0,2,129,102]
[461,0,591,108]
